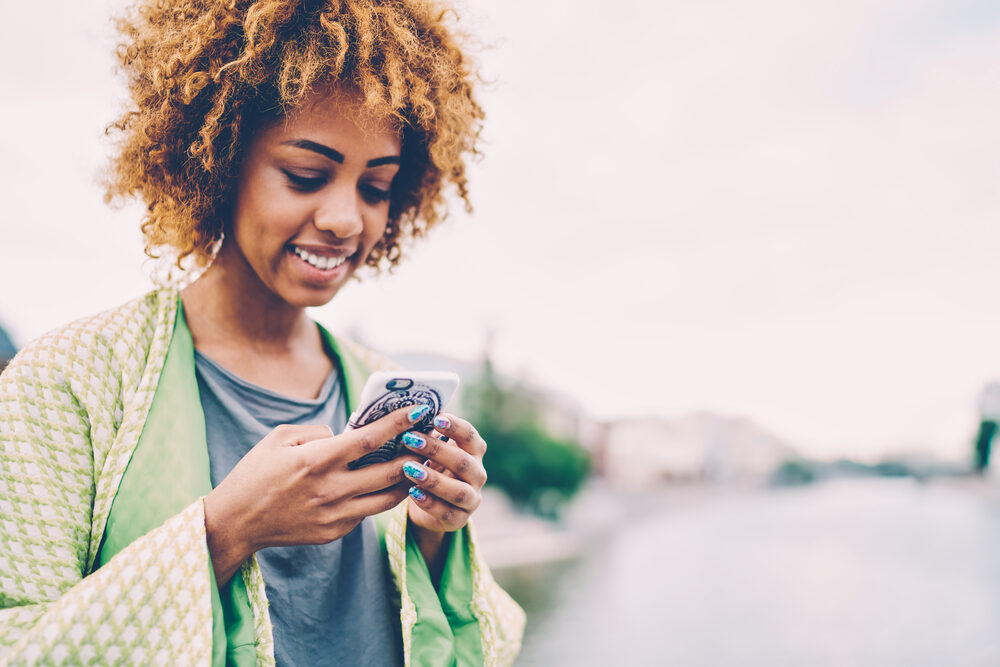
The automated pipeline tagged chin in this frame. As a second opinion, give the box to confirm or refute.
[283,285,345,309]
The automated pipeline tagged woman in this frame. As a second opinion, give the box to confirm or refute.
[0,0,524,665]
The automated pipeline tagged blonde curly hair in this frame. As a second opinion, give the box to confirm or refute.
[105,0,484,272]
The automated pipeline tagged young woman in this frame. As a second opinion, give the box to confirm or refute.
[0,0,524,664]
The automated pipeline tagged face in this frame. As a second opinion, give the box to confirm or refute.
[225,89,401,309]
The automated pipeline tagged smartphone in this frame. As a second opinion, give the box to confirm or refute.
[346,370,460,469]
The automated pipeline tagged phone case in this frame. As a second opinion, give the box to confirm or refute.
[346,371,459,469]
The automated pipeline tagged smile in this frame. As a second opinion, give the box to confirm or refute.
[290,246,350,271]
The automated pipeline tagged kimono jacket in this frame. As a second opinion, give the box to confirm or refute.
[0,290,524,666]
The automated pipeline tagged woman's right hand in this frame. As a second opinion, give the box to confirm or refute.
[203,405,429,586]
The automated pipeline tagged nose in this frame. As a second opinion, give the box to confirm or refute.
[313,184,364,239]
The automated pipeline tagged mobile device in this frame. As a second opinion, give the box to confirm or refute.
[346,371,460,469]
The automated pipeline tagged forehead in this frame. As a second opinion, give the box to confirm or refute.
[274,88,401,156]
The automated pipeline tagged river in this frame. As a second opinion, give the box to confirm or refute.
[491,478,1000,666]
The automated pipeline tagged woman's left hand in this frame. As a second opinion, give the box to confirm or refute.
[401,413,487,534]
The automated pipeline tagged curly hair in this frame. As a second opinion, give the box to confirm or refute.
[105,0,484,273]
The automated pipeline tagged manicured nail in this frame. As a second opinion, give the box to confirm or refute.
[437,435,449,442]
[409,486,427,502]
[408,405,432,422]
[403,461,428,481]
[402,432,426,450]
[433,416,451,429]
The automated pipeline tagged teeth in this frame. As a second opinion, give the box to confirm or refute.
[293,246,347,270]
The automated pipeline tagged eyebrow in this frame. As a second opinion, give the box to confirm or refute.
[365,155,401,167]
[282,139,400,168]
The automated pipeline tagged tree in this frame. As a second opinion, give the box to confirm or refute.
[464,356,590,518]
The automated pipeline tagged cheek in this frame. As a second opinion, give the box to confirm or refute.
[234,184,300,241]
[361,212,391,252]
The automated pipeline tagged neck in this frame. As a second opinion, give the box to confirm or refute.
[181,242,316,352]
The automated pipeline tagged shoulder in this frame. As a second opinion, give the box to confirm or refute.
[334,337,401,373]
[2,289,178,393]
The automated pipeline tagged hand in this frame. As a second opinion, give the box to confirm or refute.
[401,413,488,538]
[203,405,428,586]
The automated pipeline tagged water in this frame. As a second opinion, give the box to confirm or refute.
[493,478,1000,666]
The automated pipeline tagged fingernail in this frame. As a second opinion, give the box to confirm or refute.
[437,435,448,442]
[433,416,451,429]
[408,405,432,422]
[403,461,428,481]
[402,432,426,450]
[409,486,427,502]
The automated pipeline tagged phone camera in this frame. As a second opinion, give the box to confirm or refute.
[386,378,414,390]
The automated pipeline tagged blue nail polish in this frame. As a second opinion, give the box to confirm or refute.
[409,486,427,502]
[402,432,425,450]
[408,405,432,422]
[402,461,428,481]
[433,416,450,429]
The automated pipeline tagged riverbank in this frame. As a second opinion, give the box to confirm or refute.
[474,480,760,570]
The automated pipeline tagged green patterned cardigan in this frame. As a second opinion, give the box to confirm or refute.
[0,290,524,666]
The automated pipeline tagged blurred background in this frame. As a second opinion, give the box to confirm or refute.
[3,0,1000,664]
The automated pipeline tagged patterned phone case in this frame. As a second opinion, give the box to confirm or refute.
[346,372,458,469]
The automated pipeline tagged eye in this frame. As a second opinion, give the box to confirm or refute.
[359,183,392,205]
[282,169,326,192]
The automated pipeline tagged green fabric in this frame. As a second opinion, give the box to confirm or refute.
[97,308,483,667]
[318,328,368,415]
[403,527,483,667]
[438,529,483,665]
[96,304,257,666]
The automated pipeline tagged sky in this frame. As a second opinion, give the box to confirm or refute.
[1,0,999,461]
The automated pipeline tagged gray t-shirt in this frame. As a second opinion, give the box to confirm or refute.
[194,349,402,666]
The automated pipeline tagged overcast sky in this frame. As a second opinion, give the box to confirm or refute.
[2,0,999,460]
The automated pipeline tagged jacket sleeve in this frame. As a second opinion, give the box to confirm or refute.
[0,341,214,665]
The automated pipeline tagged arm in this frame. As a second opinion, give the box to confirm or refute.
[0,349,215,663]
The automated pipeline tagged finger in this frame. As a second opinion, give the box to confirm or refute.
[407,485,470,531]
[399,431,487,487]
[344,485,410,519]
[336,453,423,497]
[429,414,487,457]
[305,404,434,465]
[424,432,449,474]
[401,461,481,512]
[267,423,335,447]
[424,457,447,474]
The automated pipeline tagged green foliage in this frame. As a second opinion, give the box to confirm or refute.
[480,422,591,517]
[770,459,817,487]
[464,357,591,518]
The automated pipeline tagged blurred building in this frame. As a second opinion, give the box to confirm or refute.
[598,412,797,488]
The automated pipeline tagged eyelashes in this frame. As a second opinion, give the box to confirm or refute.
[283,170,325,191]
[359,184,392,204]
[282,169,391,205]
